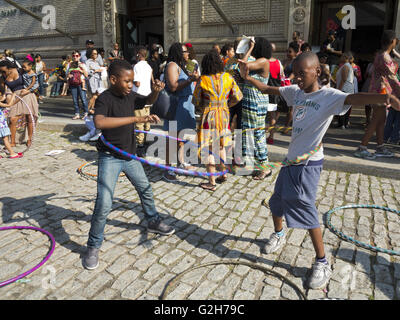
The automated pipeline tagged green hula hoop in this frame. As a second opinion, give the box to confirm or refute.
[325,204,400,256]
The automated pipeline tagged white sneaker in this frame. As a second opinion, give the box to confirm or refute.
[308,261,332,289]
[89,132,102,141]
[375,147,394,158]
[79,132,92,142]
[262,232,286,254]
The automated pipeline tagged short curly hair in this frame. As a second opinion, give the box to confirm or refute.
[201,50,224,76]
[252,37,272,60]
[108,59,133,78]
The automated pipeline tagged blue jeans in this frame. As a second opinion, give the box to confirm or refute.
[70,85,88,115]
[384,108,400,143]
[51,81,63,96]
[87,152,160,248]
[37,73,46,96]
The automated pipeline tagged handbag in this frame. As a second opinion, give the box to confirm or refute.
[151,87,179,120]
[151,62,180,120]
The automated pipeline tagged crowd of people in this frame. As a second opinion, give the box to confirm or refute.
[1,30,400,291]
[80,30,400,295]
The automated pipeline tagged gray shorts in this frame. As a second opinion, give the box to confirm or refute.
[269,160,323,229]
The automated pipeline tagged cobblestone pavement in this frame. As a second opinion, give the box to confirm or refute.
[0,130,399,301]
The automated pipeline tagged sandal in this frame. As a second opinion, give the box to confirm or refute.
[216,175,228,184]
[26,140,32,148]
[10,153,23,159]
[200,182,217,191]
[253,170,272,181]
[261,198,269,208]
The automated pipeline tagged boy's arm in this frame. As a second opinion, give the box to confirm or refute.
[238,60,281,96]
[94,114,160,130]
[345,93,400,111]
[145,80,165,105]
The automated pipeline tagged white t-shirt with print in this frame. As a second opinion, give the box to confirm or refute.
[279,85,351,162]
[133,61,153,97]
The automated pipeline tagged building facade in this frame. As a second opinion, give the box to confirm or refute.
[0,0,400,67]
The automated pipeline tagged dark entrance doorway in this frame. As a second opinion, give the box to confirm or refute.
[310,0,397,61]
[118,0,164,64]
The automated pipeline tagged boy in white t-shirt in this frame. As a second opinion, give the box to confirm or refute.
[239,52,400,290]
[133,48,155,152]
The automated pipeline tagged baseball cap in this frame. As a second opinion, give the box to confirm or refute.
[86,40,94,45]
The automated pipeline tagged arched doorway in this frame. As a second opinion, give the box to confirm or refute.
[117,0,164,63]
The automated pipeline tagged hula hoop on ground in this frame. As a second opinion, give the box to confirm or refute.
[325,204,400,256]
[0,226,56,288]
[77,161,126,181]
[160,260,307,300]
[99,135,230,178]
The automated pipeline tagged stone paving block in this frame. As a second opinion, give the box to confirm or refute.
[279,245,300,265]
[121,279,151,300]
[260,286,281,300]
[106,254,137,276]
[170,255,196,275]
[233,290,255,300]
[327,280,349,300]
[181,266,210,286]
[111,270,141,291]
[81,272,113,298]
[374,283,395,300]
[146,272,174,297]
[164,282,193,300]
[373,265,393,284]
[287,229,307,246]
[94,288,118,300]
[213,273,241,299]
[336,242,356,262]
[188,280,219,300]
[159,249,185,267]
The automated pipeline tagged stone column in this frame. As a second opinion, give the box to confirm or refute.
[164,0,179,51]
[288,0,312,44]
[394,0,400,37]
[102,0,116,58]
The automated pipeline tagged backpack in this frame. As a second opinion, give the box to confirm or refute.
[68,69,82,87]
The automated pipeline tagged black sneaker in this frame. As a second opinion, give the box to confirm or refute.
[147,218,175,236]
[83,247,99,270]
[137,146,146,158]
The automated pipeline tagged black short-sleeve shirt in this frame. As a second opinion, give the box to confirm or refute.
[95,89,147,160]
[323,38,343,66]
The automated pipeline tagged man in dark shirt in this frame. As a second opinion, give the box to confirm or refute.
[147,47,161,80]
[322,30,343,73]
[83,59,175,270]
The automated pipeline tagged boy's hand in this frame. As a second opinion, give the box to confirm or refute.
[388,94,400,111]
[143,115,161,124]
[152,80,165,92]
[238,60,250,80]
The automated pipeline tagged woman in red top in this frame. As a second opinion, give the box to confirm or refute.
[266,43,285,144]
[354,30,400,159]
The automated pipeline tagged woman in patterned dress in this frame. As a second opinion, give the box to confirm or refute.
[193,50,243,191]
[354,30,400,159]
[240,37,273,180]
[0,59,39,147]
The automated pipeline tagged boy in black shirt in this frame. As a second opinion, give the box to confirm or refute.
[83,60,175,270]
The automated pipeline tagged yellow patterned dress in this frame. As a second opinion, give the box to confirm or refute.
[193,72,243,149]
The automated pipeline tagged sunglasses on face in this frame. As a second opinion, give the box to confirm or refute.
[73,55,80,57]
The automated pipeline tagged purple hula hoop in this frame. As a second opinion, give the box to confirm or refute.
[101,135,230,177]
[0,226,56,288]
